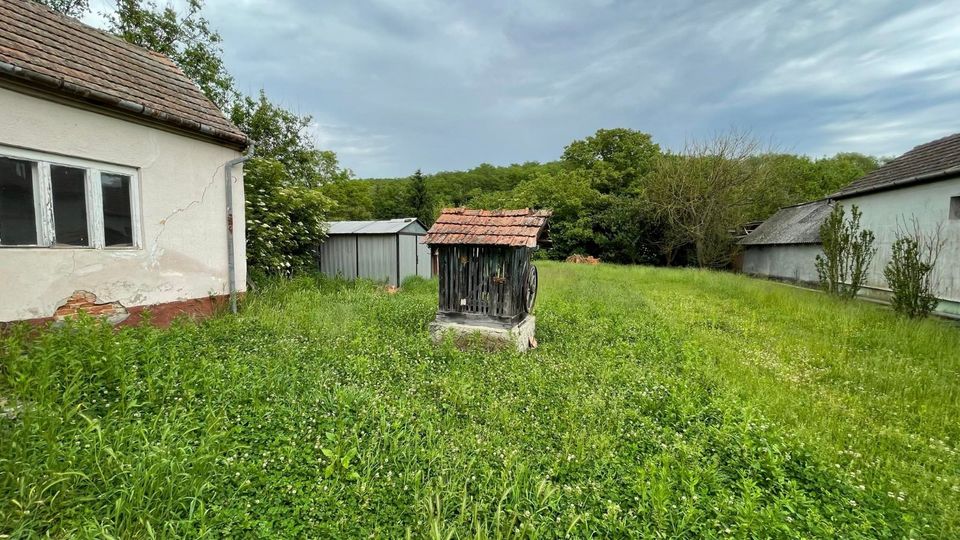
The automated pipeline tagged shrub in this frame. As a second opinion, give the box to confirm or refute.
[244,158,332,277]
[815,204,876,299]
[883,219,944,318]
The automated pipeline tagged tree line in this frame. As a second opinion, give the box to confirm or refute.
[323,128,881,267]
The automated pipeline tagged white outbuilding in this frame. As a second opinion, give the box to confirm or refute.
[741,133,960,318]
[0,0,249,325]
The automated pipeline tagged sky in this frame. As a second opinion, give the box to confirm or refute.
[90,0,960,178]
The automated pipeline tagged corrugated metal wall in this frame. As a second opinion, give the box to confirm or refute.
[398,235,417,284]
[357,235,398,286]
[416,241,431,278]
[319,235,358,279]
[319,231,434,286]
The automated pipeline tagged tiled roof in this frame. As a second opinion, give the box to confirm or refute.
[0,0,246,147]
[831,133,960,199]
[739,200,832,246]
[424,208,551,247]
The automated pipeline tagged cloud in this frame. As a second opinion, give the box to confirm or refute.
[147,0,960,176]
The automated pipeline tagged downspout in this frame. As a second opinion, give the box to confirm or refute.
[224,144,255,314]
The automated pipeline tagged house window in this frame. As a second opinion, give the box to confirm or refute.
[0,157,38,245]
[51,165,89,246]
[101,173,133,246]
[951,196,960,220]
[0,145,140,249]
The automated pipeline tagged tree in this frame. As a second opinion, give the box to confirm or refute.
[591,194,660,264]
[322,180,374,221]
[370,181,410,220]
[230,91,349,188]
[815,204,877,299]
[645,131,772,267]
[746,152,880,223]
[33,0,89,17]
[562,128,660,194]
[406,169,433,225]
[883,217,944,318]
[473,169,602,260]
[229,93,351,275]
[106,0,234,109]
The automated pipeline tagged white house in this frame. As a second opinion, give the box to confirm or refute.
[0,0,249,325]
[742,133,960,318]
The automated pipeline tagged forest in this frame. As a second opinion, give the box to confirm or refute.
[322,129,881,267]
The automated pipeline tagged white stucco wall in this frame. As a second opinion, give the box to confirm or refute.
[841,177,960,317]
[743,244,822,284]
[0,86,246,321]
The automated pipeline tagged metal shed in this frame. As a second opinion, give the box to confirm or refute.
[319,218,431,286]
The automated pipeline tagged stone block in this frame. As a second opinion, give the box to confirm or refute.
[430,316,537,352]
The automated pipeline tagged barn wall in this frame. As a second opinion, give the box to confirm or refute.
[357,234,398,286]
[318,235,358,279]
[742,244,821,284]
[0,86,245,322]
[841,177,960,317]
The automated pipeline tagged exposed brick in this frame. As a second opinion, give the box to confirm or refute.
[53,290,128,324]
[3,294,236,331]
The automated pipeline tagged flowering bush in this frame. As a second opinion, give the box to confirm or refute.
[244,158,332,277]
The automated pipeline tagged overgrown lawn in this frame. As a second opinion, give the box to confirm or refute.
[2,262,957,537]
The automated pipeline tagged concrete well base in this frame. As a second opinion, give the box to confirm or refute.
[430,316,537,352]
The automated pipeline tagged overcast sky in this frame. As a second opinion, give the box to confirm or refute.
[91,0,960,178]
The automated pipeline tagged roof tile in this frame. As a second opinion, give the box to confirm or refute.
[831,132,960,198]
[0,0,246,146]
[424,208,551,247]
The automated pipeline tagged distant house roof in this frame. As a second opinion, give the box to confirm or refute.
[0,0,246,147]
[739,200,832,246]
[326,218,426,235]
[424,208,551,247]
[830,132,960,199]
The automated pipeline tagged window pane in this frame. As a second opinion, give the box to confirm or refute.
[0,156,38,245]
[51,165,89,246]
[101,173,133,246]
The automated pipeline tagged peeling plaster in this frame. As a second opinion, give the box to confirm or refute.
[53,290,129,325]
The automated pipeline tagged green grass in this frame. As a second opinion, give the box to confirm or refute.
[2,262,958,538]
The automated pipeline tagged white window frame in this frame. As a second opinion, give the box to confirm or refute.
[0,144,142,249]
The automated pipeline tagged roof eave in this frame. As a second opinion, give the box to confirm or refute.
[832,167,960,200]
[0,61,248,149]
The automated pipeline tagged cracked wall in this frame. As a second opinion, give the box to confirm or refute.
[0,87,247,322]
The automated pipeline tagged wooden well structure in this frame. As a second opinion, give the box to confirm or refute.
[424,208,550,350]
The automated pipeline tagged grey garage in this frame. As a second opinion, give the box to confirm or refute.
[319,218,432,286]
